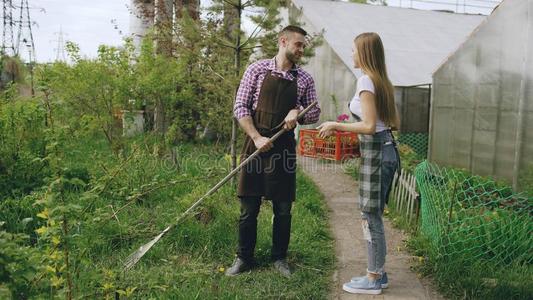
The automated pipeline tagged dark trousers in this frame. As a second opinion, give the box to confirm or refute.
[237,196,292,263]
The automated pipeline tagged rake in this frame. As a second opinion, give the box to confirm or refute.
[123,102,318,271]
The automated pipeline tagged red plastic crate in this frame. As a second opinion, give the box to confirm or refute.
[298,129,360,161]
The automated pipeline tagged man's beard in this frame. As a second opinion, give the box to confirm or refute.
[285,50,301,65]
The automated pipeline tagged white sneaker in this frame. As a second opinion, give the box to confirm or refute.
[342,277,382,295]
[350,272,388,288]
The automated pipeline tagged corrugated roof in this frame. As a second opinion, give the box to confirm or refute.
[292,0,486,86]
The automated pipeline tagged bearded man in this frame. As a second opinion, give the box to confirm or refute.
[226,25,321,277]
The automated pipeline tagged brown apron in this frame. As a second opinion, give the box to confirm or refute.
[237,70,297,202]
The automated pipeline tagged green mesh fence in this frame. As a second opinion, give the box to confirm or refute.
[398,133,428,158]
[415,161,533,297]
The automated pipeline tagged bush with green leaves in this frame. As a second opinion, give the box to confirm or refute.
[0,227,43,300]
[0,92,49,199]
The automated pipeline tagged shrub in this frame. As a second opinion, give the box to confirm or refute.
[0,96,49,199]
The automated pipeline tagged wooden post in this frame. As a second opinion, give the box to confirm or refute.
[406,173,412,218]
[405,173,410,221]
[447,181,458,233]
[411,174,417,222]
[415,195,421,231]
[399,172,407,215]
[397,172,404,214]
[427,81,435,162]
[408,174,414,222]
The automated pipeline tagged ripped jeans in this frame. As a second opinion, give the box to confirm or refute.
[361,142,399,275]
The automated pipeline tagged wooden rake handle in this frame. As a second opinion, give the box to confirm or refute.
[178,101,319,219]
[123,102,318,271]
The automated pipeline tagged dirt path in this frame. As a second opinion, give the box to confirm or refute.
[299,157,444,300]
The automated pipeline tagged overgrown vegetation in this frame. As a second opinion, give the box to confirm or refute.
[0,129,335,298]
[0,1,331,298]
[410,162,532,300]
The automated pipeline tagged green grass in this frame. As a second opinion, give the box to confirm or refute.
[1,136,335,299]
[106,168,335,299]
[406,232,533,300]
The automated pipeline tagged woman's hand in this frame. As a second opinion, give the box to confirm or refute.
[317,121,338,138]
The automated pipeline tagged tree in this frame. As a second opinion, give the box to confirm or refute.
[129,1,238,144]
[127,0,322,161]
[131,1,201,134]
[130,0,286,151]
[35,41,137,152]
[0,55,24,90]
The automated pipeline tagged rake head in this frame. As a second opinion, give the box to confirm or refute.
[123,226,171,270]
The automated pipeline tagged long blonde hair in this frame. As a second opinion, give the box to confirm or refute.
[355,32,399,128]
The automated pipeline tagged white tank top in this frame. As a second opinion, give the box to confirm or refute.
[348,74,389,133]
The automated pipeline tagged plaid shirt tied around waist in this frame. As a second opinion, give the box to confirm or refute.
[358,130,395,213]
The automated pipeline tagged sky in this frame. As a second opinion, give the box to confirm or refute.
[20,0,500,63]
[28,0,130,63]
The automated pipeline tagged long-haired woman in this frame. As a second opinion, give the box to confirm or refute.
[317,32,400,295]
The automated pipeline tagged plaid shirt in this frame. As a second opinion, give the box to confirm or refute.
[358,133,385,213]
[234,58,320,125]
[358,130,398,213]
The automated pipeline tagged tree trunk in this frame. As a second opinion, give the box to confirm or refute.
[130,0,155,51]
[154,98,167,134]
[155,0,173,56]
[229,1,242,184]
[223,1,238,40]
[153,0,173,134]
[175,0,200,20]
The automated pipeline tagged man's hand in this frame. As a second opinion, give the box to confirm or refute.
[283,109,300,130]
[253,135,273,152]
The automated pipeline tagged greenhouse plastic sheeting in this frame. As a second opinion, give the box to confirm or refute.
[429,0,533,191]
